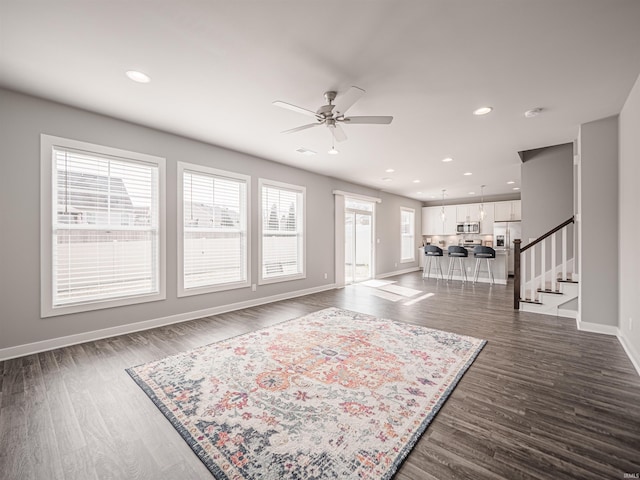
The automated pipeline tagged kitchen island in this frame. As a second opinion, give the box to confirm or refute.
[419,246,508,285]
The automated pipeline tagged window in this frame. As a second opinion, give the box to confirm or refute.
[178,163,250,295]
[400,207,415,263]
[259,179,305,283]
[41,135,165,317]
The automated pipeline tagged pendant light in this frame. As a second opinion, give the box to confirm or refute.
[440,189,446,222]
[479,185,486,220]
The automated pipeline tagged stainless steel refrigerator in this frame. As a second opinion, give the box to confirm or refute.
[493,221,521,275]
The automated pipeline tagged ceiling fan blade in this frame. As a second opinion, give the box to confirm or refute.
[331,124,348,142]
[333,86,365,116]
[273,101,321,119]
[342,116,393,125]
[281,123,321,134]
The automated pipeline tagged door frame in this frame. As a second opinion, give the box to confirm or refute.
[344,206,374,284]
[333,190,381,287]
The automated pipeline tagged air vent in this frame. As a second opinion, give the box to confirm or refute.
[295,148,316,155]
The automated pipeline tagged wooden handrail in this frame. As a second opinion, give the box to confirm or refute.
[513,216,574,309]
[520,216,574,253]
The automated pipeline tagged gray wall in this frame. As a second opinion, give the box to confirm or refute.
[0,88,422,350]
[521,143,574,242]
[619,73,640,362]
[579,115,619,327]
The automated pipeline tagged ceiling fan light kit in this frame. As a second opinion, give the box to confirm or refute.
[524,107,542,118]
[273,86,393,144]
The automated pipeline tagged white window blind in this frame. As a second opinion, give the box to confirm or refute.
[180,164,249,294]
[51,146,160,307]
[260,180,305,283]
[400,207,415,262]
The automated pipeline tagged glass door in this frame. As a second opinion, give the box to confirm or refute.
[345,199,373,284]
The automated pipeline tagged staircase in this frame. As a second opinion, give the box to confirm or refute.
[514,217,578,318]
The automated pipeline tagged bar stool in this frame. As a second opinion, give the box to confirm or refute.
[447,246,468,282]
[473,246,496,284]
[423,245,444,280]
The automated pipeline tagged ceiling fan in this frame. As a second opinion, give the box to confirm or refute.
[273,86,393,142]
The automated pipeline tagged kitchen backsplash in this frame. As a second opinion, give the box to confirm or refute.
[423,234,494,248]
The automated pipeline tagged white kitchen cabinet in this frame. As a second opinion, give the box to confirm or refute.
[511,200,521,220]
[479,203,495,234]
[456,203,481,222]
[494,200,521,221]
[421,206,440,235]
[443,206,457,234]
[424,200,518,234]
[421,206,456,235]
[494,201,511,221]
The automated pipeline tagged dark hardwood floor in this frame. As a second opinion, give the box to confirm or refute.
[1,273,639,479]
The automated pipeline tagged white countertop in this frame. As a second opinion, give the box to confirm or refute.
[420,245,508,254]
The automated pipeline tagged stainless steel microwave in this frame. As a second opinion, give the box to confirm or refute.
[456,222,480,234]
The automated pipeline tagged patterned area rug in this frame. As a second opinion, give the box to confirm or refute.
[126,307,486,479]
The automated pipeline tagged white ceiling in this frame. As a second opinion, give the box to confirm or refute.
[1,0,640,202]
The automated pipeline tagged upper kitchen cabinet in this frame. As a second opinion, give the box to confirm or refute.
[494,200,521,221]
[421,206,440,235]
[443,205,457,234]
[422,206,457,235]
[456,203,481,222]
[479,203,495,234]
[512,199,521,220]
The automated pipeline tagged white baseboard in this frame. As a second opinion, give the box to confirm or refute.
[576,319,619,336]
[617,332,640,377]
[376,267,420,279]
[557,308,578,319]
[575,318,639,377]
[0,283,338,362]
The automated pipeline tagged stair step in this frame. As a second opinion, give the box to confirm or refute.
[557,279,579,284]
[537,288,563,295]
[520,298,543,305]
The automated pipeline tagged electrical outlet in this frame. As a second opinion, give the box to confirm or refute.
[394,262,398,267]
[324,273,328,279]
[251,284,256,292]
[630,317,633,330]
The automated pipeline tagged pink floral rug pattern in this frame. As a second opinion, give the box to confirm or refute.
[127,307,485,479]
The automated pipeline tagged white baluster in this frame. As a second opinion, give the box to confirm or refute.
[521,250,526,301]
[530,245,536,302]
[572,223,578,280]
[541,240,546,292]
[562,228,567,281]
[551,232,557,292]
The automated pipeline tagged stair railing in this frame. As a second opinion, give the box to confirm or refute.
[513,216,575,309]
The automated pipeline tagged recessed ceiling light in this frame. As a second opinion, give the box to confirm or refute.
[382,177,392,182]
[385,168,395,173]
[442,157,453,163]
[463,172,473,176]
[473,106,493,116]
[507,181,515,184]
[417,191,422,195]
[328,147,339,155]
[295,148,316,155]
[524,108,542,118]
[513,187,520,190]
[413,179,420,183]
[468,192,475,195]
[125,70,151,83]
